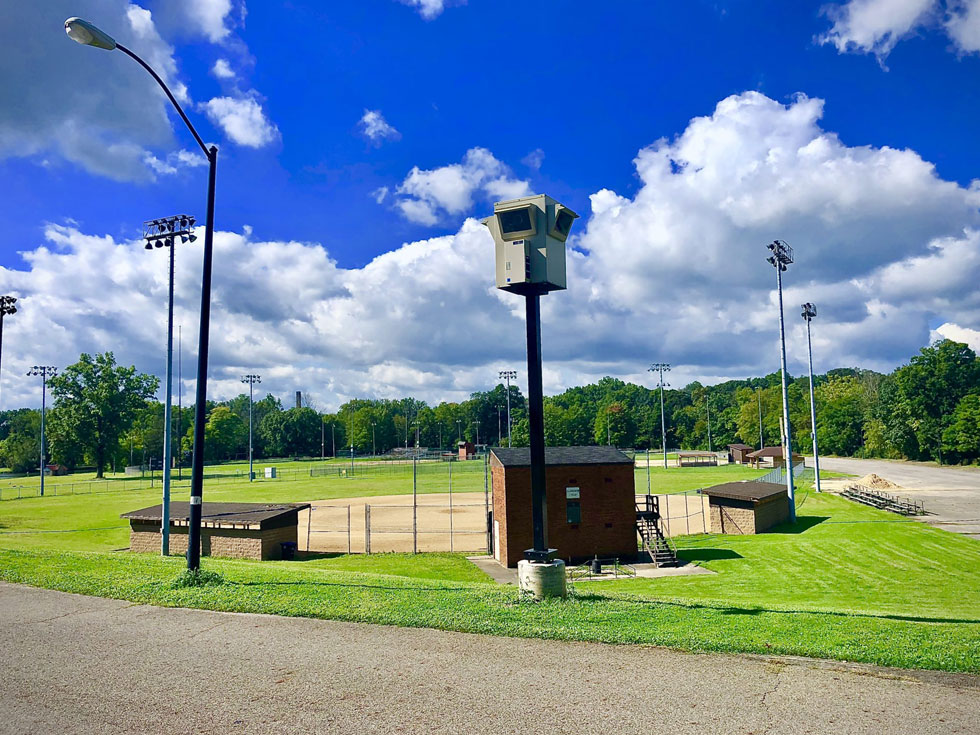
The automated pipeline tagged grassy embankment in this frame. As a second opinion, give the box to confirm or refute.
[2,466,978,673]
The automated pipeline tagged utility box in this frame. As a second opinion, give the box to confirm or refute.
[483,194,578,294]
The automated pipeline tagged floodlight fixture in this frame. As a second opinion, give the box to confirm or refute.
[141,213,198,553]
[241,374,261,482]
[64,17,117,50]
[649,363,671,469]
[26,365,57,498]
[498,369,517,447]
[765,239,796,522]
[0,295,17,410]
[801,302,821,493]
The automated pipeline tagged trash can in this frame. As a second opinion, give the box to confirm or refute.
[280,541,297,560]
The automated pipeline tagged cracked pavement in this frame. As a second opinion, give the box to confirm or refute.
[1,582,977,734]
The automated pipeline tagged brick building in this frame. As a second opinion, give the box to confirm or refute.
[458,441,476,460]
[702,481,789,534]
[490,446,637,568]
[122,502,310,560]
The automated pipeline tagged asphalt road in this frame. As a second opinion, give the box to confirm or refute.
[1,583,977,734]
[817,457,980,539]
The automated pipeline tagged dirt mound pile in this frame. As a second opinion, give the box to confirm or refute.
[855,473,900,490]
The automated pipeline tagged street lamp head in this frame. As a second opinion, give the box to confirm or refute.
[801,302,817,320]
[65,18,117,51]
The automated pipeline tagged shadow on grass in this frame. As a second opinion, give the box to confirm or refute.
[677,549,743,562]
[766,516,830,534]
[603,593,980,625]
[229,579,478,594]
[293,551,347,562]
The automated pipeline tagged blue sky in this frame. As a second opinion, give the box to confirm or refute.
[2,0,980,409]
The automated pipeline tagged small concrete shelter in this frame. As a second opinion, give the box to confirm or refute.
[122,502,310,560]
[702,481,789,534]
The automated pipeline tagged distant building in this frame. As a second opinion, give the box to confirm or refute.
[676,451,718,467]
[458,441,476,460]
[490,446,636,568]
[746,446,804,469]
[728,444,754,465]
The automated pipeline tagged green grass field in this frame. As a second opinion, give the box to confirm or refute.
[2,464,978,672]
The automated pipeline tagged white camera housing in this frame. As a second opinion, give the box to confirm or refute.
[483,194,578,294]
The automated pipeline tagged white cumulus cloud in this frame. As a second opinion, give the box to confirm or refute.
[821,0,980,57]
[211,58,236,79]
[203,96,279,148]
[3,91,980,410]
[393,148,531,225]
[0,1,191,182]
[359,110,401,144]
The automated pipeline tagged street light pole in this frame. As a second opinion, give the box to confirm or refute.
[67,17,219,571]
[0,296,17,412]
[27,366,57,497]
[802,302,822,493]
[649,363,670,469]
[499,370,516,448]
[767,239,796,523]
[241,375,260,481]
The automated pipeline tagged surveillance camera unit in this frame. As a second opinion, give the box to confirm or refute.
[483,194,579,294]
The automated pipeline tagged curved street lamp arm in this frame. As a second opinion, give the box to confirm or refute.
[116,43,210,158]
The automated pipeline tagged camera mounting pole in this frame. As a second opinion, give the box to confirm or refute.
[484,195,578,594]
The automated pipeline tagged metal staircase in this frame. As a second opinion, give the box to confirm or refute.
[635,495,678,567]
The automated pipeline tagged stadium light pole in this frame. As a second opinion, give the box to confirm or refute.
[241,375,260,482]
[649,363,670,469]
[705,388,712,452]
[67,17,218,571]
[802,302,822,493]
[498,370,516,447]
[0,296,17,411]
[456,419,462,442]
[472,420,480,447]
[320,416,325,460]
[497,405,503,446]
[757,388,764,449]
[27,366,57,497]
[767,239,796,523]
[371,421,377,457]
[143,215,196,555]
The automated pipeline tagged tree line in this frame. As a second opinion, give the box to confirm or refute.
[2,339,980,475]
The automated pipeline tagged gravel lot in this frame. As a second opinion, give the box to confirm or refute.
[816,457,980,539]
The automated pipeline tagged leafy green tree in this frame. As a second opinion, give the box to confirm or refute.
[47,353,159,477]
[815,375,864,456]
[942,393,980,464]
[259,407,320,457]
[204,406,247,461]
[890,340,980,461]
[0,410,40,473]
